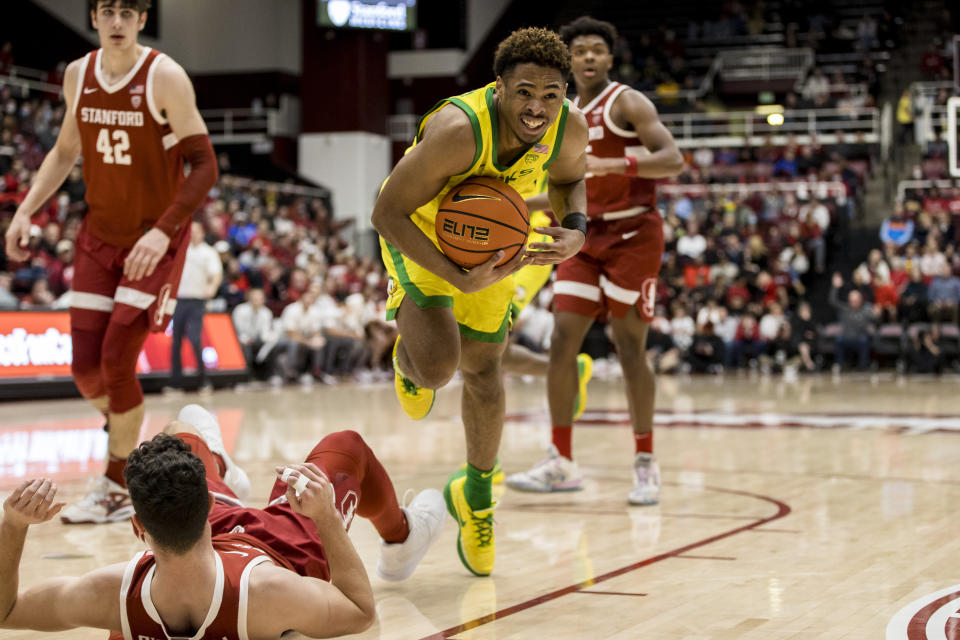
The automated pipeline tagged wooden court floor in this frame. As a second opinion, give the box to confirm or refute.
[1,372,959,639]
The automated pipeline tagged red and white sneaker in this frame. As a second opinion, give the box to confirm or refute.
[505,445,584,493]
[60,476,134,524]
[628,453,661,506]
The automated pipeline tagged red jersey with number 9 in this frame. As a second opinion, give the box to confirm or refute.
[74,47,184,249]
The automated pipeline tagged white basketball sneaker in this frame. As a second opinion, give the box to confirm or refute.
[177,404,251,502]
[505,445,584,493]
[377,489,446,581]
[628,453,661,506]
[60,475,134,524]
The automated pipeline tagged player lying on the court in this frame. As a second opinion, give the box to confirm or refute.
[0,405,445,638]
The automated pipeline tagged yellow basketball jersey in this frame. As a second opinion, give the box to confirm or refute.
[406,82,569,235]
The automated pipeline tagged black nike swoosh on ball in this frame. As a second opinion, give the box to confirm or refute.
[451,191,499,203]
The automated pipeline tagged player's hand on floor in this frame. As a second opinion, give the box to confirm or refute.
[4,214,33,262]
[2,479,66,530]
[523,226,586,265]
[274,463,341,528]
[455,249,525,294]
[124,228,171,281]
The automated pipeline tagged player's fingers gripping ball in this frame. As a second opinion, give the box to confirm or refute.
[436,176,530,268]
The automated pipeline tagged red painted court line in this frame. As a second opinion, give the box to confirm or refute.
[675,554,737,561]
[499,503,762,521]
[574,590,648,597]
[417,485,791,640]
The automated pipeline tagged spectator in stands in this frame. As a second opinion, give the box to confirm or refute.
[927,263,960,324]
[856,14,879,50]
[732,314,763,370]
[670,301,696,355]
[919,42,944,79]
[232,288,279,385]
[0,128,14,176]
[48,238,73,296]
[872,271,899,322]
[880,202,914,247]
[908,325,943,374]
[791,301,819,372]
[896,89,914,146]
[19,278,54,310]
[685,322,725,374]
[167,222,224,396]
[677,219,706,263]
[772,149,799,178]
[279,284,325,385]
[856,249,891,285]
[513,291,553,354]
[829,273,878,371]
[0,271,17,310]
[760,322,801,374]
[319,294,368,379]
[802,68,830,104]
[919,237,947,279]
[646,311,680,374]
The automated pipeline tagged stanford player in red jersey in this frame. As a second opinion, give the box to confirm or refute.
[507,17,684,504]
[0,405,445,638]
[4,1,219,524]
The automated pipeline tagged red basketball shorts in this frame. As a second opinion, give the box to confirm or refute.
[553,213,664,321]
[179,432,363,582]
[69,222,189,333]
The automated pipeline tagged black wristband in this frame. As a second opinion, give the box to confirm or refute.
[561,212,587,235]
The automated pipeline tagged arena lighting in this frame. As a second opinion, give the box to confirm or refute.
[767,113,785,126]
[755,104,785,115]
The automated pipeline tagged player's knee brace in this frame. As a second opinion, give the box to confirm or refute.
[101,321,149,414]
[71,328,106,400]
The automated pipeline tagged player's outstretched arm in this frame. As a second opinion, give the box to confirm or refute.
[246,464,375,638]
[525,107,589,266]
[588,90,684,179]
[124,57,218,282]
[0,479,124,632]
[5,61,83,261]
[371,104,523,293]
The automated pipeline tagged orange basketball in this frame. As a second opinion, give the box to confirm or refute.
[435,176,530,268]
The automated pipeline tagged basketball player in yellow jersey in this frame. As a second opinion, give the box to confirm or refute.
[372,27,589,577]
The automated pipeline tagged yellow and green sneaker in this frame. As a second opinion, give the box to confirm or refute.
[572,353,593,421]
[443,474,497,576]
[457,460,504,485]
[392,336,435,420]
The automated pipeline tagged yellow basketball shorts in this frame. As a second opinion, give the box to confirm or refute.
[380,234,514,344]
[510,210,554,319]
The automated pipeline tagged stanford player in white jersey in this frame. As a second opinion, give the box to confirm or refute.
[4,0,218,524]
[506,17,683,504]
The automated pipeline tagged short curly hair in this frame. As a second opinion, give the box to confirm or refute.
[559,16,617,52]
[493,27,571,79]
[125,433,210,555]
[89,0,152,13]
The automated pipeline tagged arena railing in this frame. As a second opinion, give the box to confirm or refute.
[717,47,814,82]
[0,64,63,97]
[896,178,960,203]
[218,174,329,200]
[660,106,879,148]
[659,180,849,204]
